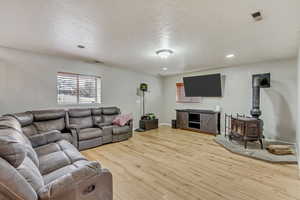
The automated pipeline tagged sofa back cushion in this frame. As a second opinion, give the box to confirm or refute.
[11,112,34,126]
[68,109,93,129]
[102,107,120,124]
[92,108,102,124]
[102,107,120,115]
[22,125,39,137]
[102,115,118,124]
[32,110,66,132]
[68,108,91,118]
[0,117,39,168]
[7,112,38,137]
[0,157,38,200]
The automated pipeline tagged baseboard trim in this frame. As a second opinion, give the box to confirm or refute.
[159,123,171,126]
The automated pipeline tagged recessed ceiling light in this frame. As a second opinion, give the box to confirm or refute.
[77,45,85,49]
[156,49,173,59]
[226,54,235,58]
[162,67,168,71]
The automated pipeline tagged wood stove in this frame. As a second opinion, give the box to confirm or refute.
[226,114,263,149]
[224,73,270,149]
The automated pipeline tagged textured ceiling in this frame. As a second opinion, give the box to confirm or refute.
[0,0,299,75]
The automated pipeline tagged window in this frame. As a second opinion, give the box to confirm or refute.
[57,72,101,104]
[176,83,200,103]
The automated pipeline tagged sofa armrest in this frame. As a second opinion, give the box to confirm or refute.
[69,129,79,148]
[67,124,80,148]
[68,124,81,131]
[29,130,63,148]
[126,119,133,128]
[38,161,112,200]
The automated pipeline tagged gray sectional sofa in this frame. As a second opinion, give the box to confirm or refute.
[7,107,133,150]
[0,116,112,200]
[0,106,133,200]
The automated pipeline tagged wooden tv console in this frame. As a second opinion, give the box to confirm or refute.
[176,109,220,135]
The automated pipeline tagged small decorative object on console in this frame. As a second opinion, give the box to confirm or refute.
[141,113,156,120]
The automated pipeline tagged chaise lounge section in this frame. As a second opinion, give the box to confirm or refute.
[0,116,112,200]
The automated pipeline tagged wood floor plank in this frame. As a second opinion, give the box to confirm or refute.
[81,126,300,200]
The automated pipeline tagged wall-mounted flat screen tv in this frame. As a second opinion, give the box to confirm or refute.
[183,73,222,97]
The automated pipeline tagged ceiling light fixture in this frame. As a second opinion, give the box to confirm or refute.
[77,45,85,49]
[156,49,173,59]
[226,54,235,58]
[162,67,168,71]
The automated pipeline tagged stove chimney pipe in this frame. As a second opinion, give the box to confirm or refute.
[251,77,262,118]
[250,73,271,119]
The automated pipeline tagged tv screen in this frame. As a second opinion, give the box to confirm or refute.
[183,73,222,97]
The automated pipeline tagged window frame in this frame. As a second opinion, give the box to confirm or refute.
[56,72,102,105]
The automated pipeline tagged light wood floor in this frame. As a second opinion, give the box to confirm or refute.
[82,126,300,200]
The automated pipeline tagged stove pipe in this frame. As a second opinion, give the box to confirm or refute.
[250,73,271,119]
[250,76,262,118]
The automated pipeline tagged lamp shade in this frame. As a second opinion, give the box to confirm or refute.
[140,83,148,91]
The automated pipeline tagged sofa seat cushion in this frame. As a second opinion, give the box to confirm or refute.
[35,140,86,175]
[43,160,90,185]
[78,128,103,141]
[113,125,131,135]
[78,138,103,151]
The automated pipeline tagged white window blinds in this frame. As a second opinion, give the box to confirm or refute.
[57,72,101,104]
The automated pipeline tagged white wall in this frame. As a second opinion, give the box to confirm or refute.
[162,59,297,143]
[0,47,163,128]
[0,46,297,143]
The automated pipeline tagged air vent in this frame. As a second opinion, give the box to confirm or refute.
[84,60,104,64]
[94,60,104,64]
[77,45,85,49]
[252,11,263,22]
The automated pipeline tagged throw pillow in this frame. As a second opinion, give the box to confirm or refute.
[112,113,133,126]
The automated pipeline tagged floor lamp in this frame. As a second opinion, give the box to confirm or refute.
[135,83,148,132]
